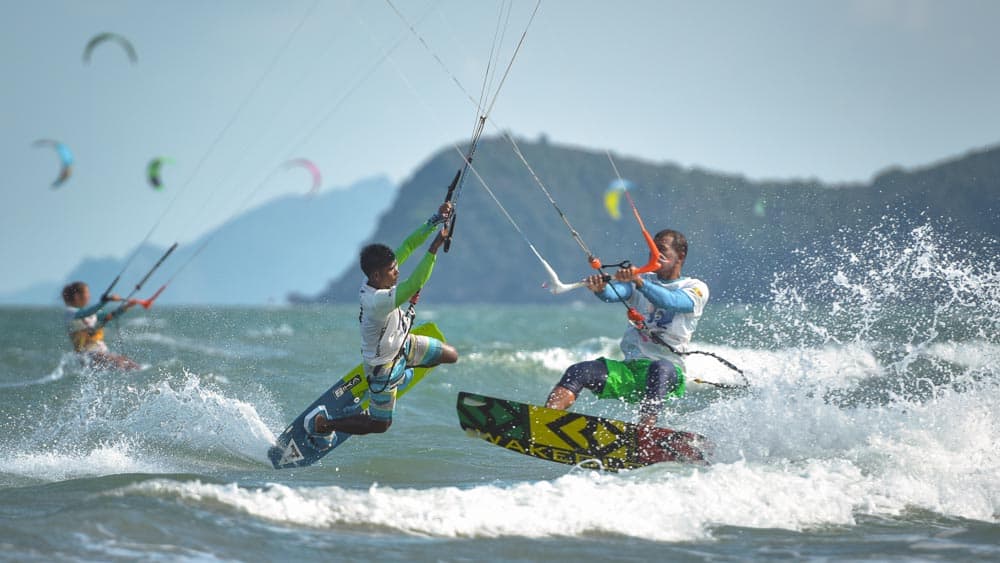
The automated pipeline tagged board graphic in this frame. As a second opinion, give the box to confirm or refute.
[456,391,710,471]
[268,323,445,469]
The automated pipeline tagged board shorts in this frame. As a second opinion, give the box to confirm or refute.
[597,357,686,403]
[366,333,443,421]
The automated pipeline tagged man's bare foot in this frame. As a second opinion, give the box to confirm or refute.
[313,412,333,434]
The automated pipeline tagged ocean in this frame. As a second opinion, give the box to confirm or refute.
[1,222,998,561]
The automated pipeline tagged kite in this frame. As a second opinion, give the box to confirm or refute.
[83,32,138,65]
[33,139,74,188]
[604,178,635,220]
[147,157,173,189]
[282,158,322,195]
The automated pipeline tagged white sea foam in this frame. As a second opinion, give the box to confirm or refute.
[511,336,619,373]
[0,439,164,481]
[133,373,277,462]
[114,431,995,542]
[245,324,295,338]
[496,338,883,393]
[4,371,280,480]
[924,340,1000,370]
[112,371,1000,541]
[0,353,77,388]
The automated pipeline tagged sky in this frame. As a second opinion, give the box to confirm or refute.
[3,0,1000,294]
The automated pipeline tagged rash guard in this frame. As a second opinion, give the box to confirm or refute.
[65,302,112,353]
[594,273,709,368]
[358,220,440,369]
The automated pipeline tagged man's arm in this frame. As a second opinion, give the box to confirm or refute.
[73,302,106,319]
[395,251,436,307]
[393,221,437,267]
[636,283,695,313]
[94,300,140,330]
[394,230,446,307]
[583,272,633,303]
[594,281,634,303]
[395,203,453,266]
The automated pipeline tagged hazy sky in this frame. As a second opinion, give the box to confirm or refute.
[3,0,999,294]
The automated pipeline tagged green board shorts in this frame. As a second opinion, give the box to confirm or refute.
[597,357,686,403]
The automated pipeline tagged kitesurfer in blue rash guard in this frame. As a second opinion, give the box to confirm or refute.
[545,229,709,428]
[305,202,459,447]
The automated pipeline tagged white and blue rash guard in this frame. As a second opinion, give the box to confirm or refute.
[358,220,439,372]
[595,274,709,367]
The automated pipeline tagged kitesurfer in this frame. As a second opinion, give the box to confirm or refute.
[545,229,709,427]
[307,202,459,446]
[62,281,142,371]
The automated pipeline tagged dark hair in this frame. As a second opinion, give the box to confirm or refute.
[654,229,687,260]
[360,243,395,278]
[62,281,87,304]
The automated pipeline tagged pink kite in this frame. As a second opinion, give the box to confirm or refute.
[282,158,322,195]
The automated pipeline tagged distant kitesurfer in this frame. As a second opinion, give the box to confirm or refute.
[545,229,708,428]
[62,281,142,371]
[306,201,459,447]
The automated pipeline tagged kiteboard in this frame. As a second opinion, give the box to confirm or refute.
[268,323,445,469]
[456,391,711,471]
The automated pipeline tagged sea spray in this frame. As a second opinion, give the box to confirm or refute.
[9,367,282,478]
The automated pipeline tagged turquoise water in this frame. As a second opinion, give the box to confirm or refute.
[1,223,998,561]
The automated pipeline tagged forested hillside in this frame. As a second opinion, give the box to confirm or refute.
[301,137,999,304]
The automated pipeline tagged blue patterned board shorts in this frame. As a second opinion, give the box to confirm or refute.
[366,334,443,421]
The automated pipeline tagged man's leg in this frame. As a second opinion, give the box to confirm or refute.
[406,335,458,370]
[313,381,395,435]
[545,386,577,410]
[312,361,405,436]
[638,360,682,426]
[546,359,608,409]
[315,411,391,435]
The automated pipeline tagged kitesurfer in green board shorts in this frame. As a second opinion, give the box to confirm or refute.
[546,229,708,427]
